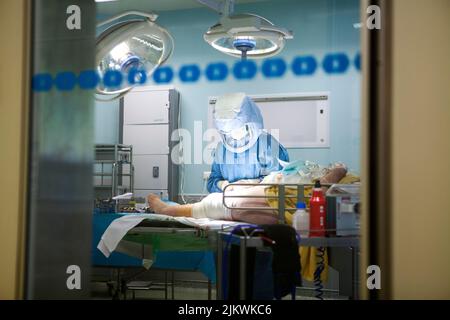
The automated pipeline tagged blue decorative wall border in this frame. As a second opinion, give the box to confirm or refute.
[32,52,361,92]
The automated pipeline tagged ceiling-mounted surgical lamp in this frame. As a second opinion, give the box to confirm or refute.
[201,0,293,60]
[96,11,174,100]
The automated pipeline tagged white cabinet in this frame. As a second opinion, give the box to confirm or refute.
[123,90,169,124]
[132,155,169,190]
[123,125,169,155]
[121,87,179,201]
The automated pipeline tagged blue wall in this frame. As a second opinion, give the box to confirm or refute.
[95,0,361,194]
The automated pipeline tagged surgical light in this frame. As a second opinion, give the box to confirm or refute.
[204,13,293,60]
[96,11,174,99]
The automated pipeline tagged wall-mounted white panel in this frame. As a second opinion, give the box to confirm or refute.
[132,155,168,190]
[123,90,169,124]
[208,92,330,148]
[123,124,169,155]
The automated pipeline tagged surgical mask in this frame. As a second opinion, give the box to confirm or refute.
[223,126,252,152]
[230,125,248,140]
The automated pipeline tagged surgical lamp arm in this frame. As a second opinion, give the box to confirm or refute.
[196,0,235,16]
[97,11,158,28]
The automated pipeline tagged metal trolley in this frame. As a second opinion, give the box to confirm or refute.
[115,225,220,300]
[218,182,360,300]
[94,144,134,199]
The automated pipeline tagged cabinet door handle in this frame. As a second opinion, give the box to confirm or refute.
[153,166,159,178]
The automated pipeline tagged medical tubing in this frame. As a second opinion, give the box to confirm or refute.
[221,224,257,300]
[178,95,187,204]
[313,246,326,300]
[202,180,208,198]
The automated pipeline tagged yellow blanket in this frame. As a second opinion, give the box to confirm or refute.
[265,185,328,281]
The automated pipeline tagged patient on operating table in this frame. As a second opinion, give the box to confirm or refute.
[147,161,349,225]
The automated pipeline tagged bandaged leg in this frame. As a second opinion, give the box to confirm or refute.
[193,187,278,223]
[149,187,278,224]
[192,192,232,220]
[148,193,232,220]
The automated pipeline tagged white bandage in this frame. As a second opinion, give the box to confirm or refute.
[192,193,232,220]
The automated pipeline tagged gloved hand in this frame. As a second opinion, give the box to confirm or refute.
[217,180,231,191]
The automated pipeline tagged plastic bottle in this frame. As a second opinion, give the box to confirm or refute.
[309,180,326,237]
[292,202,309,238]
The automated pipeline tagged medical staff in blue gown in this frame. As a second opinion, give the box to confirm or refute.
[207,93,289,193]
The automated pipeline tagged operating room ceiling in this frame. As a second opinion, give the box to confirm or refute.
[97,0,270,17]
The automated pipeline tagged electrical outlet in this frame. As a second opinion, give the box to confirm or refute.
[203,171,211,180]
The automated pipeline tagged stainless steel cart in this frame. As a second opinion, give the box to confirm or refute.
[218,182,361,300]
[94,144,134,199]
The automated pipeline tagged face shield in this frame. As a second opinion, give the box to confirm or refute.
[213,93,264,153]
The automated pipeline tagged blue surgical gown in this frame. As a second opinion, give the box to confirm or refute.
[207,132,289,193]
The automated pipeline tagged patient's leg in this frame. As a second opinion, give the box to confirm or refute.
[147,194,193,217]
[227,186,278,224]
[148,188,278,224]
[149,193,230,220]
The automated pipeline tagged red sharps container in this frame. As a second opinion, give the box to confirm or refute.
[309,180,326,237]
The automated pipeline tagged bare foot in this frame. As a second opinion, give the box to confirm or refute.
[147,194,169,214]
